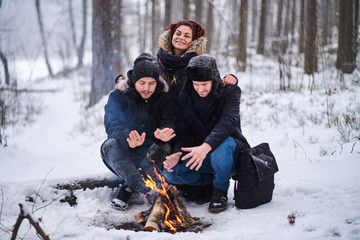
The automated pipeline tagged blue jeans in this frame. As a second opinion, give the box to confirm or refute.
[100,138,156,194]
[163,137,237,192]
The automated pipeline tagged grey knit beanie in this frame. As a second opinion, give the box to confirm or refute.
[186,55,221,83]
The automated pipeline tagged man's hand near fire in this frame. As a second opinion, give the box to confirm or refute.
[181,143,212,171]
[163,152,182,172]
[127,130,146,148]
[154,127,175,142]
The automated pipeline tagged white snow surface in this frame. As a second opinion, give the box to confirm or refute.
[1,68,360,240]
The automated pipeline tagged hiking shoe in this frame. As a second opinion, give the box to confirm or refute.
[208,188,228,213]
[111,185,133,211]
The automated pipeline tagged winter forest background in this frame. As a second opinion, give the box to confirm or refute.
[0,0,360,240]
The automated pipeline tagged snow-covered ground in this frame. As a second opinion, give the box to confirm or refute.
[1,64,360,240]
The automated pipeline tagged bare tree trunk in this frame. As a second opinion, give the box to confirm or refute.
[275,0,284,38]
[321,0,330,46]
[355,0,359,55]
[0,50,10,85]
[35,0,54,77]
[282,0,291,52]
[195,0,203,24]
[304,0,317,75]
[298,0,305,53]
[291,0,296,39]
[183,0,189,20]
[206,0,214,52]
[164,0,172,27]
[251,0,257,42]
[77,0,87,67]
[336,0,355,74]
[257,0,267,55]
[237,0,247,71]
[90,0,123,106]
[151,0,160,56]
[68,0,77,55]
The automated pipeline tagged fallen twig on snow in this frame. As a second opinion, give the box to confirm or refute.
[11,203,50,240]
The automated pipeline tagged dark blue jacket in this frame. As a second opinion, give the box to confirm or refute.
[104,79,175,153]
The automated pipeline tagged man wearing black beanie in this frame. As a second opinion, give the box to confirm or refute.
[101,53,176,210]
[162,55,249,213]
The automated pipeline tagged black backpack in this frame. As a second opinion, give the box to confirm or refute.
[233,142,279,209]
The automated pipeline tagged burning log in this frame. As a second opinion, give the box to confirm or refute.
[135,186,195,233]
[136,159,196,233]
[167,186,195,227]
[143,196,167,231]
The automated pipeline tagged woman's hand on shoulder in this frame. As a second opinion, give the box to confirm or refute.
[222,74,238,86]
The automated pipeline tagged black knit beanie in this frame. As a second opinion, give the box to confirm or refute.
[127,53,159,86]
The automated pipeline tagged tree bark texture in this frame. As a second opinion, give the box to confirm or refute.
[238,0,247,71]
[90,0,122,105]
[336,0,356,73]
[298,0,305,53]
[35,0,54,77]
[257,0,267,55]
[0,50,10,85]
[304,0,317,74]
[206,0,214,52]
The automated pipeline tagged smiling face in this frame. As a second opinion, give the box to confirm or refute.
[171,25,193,55]
[192,80,213,98]
[135,77,157,99]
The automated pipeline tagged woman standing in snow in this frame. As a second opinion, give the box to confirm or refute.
[156,20,237,104]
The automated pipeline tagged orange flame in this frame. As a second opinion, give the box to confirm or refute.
[140,157,182,232]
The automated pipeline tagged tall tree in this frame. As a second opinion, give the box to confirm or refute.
[304,0,317,75]
[206,0,214,52]
[275,0,284,38]
[321,0,331,46]
[164,0,172,27]
[183,0,189,20]
[237,0,247,71]
[298,0,305,53]
[77,0,87,67]
[0,50,9,85]
[291,0,297,38]
[35,0,54,77]
[257,0,267,55]
[336,0,356,74]
[90,0,122,105]
[251,0,257,42]
[195,0,203,24]
[151,0,160,56]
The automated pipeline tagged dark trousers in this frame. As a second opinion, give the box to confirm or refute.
[100,138,170,193]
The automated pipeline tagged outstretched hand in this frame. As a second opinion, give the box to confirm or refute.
[154,128,176,142]
[222,74,237,86]
[163,152,182,172]
[181,143,212,171]
[127,130,146,148]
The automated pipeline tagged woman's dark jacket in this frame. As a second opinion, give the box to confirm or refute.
[104,79,175,153]
[174,83,249,154]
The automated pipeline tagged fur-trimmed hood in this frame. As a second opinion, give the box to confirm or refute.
[157,30,207,56]
[114,76,169,93]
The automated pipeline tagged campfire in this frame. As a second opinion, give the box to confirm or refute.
[135,163,196,233]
